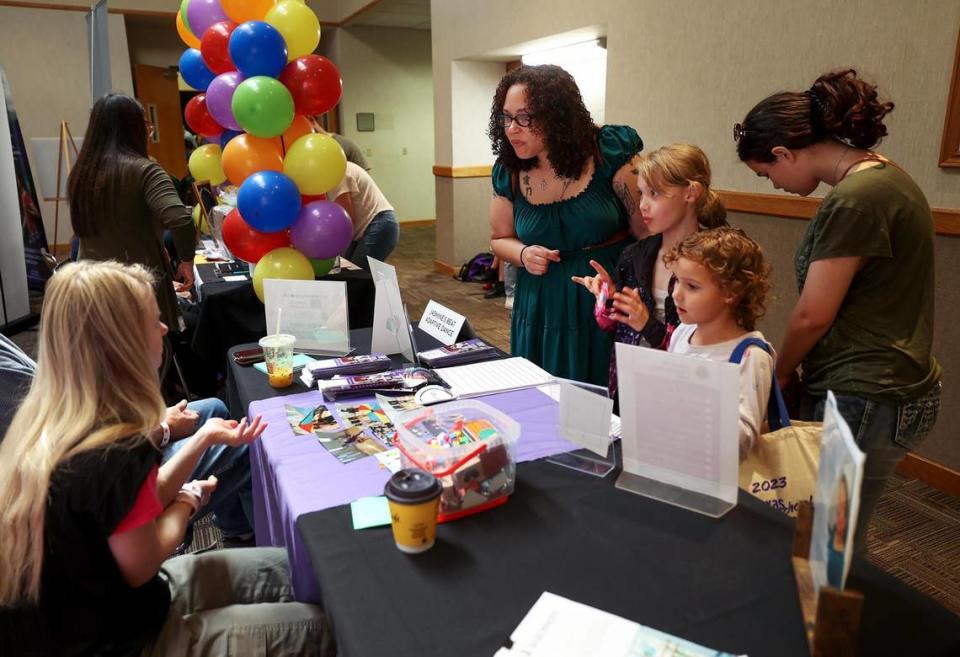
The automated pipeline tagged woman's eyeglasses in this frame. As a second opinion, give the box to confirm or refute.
[733,123,746,142]
[498,112,535,129]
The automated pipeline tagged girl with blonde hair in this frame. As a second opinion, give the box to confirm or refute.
[573,143,728,404]
[0,261,330,656]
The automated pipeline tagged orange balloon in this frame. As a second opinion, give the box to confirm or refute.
[176,12,201,49]
[221,0,275,24]
[274,114,314,155]
[222,134,284,187]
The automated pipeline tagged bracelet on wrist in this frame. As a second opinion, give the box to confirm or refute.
[519,245,530,267]
[159,421,171,448]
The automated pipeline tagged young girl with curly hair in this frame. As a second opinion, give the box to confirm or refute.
[665,228,773,461]
[488,64,644,385]
[735,69,941,554]
[573,144,727,404]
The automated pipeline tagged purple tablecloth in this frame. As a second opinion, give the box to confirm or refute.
[249,387,578,602]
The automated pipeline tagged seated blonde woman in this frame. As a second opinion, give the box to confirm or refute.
[0,261,332,656]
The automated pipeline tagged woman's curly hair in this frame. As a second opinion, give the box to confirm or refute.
[487,64,599,179]
[663,228,772,331]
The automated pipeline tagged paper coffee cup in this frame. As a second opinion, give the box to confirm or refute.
[384,469,442,554]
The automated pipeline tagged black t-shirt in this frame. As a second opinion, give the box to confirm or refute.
[1,437,170,656]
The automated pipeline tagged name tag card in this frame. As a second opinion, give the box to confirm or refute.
[263,279,350,355]
[418,300,466,346]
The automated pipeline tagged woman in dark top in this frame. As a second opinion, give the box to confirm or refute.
[488,64,645,385]
[734,69,942,554]
[0,261,331,656]
[69,93,196,331]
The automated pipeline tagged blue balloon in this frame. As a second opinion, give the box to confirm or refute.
[179,48,216,91]
[237,171,302,232]
[219,129,244,149]
[229,21,288,79]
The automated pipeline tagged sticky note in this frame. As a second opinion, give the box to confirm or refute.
[350,496,392,530]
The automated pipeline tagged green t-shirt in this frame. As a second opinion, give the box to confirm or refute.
[795,162,940,403]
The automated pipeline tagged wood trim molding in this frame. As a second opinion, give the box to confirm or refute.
[432,165,493,178]
[400,218,436,228]
[939,26,960,168]
[716,189,960,238]
[896,453,960,497]
[0,1,175,16]
[433,260,457,276]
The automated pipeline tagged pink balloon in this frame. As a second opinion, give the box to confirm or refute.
[290,201,353,259]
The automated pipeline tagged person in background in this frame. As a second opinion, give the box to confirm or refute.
[308,115,370,171]
[69,93,196,333]
[735,69,941,554]
[665,228,774,461]
[0,261,331,656]
[329,161,400,270]
[573,144,728,406]
[488,64,645,385]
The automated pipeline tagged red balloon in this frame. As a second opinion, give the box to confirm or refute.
[301,194,328,204]
[278,55,343,116]
[200,21,236,75]
[184,94,223,139]
[222,208,291,264]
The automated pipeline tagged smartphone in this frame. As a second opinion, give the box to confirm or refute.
[233,347,264,365]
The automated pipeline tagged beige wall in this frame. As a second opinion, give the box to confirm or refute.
[330,25,435,221]
[431,0,960,468]
[0,6,134,247]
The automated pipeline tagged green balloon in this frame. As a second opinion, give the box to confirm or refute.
[179,0,191,32]
[232,77,295,139]
[310,257,336,277]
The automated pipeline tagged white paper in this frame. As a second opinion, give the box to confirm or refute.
[223,274,246,282]
[557,382,614,456]
[263,279,350,355]
[810,391,865,594]
[498,591,743,657]
[418,299,466,346]
[615,343,740,507]
[538,383,621,439]
[373,448,403,473]
[368,256,414,361]
[435,357,554,398]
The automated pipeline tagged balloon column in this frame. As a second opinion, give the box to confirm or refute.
[177,0,351,302]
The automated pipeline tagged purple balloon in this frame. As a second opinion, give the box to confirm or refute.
[187,0,229,37]
[206,71,244,131]
[290,201,353,259]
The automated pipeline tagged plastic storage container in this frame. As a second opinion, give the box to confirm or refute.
[394,400,521,522]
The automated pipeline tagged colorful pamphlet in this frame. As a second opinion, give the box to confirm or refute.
[301,353,392,386]
[417,338,497,367]
[316,367,441,401]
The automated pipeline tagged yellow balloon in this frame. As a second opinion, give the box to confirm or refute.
[192,204,209,234]
[265,0,321,60]
[252,247,315,303]
[282,134,346,195]
[188,144,227,186]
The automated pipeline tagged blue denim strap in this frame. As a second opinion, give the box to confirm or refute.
[728,337,791,430]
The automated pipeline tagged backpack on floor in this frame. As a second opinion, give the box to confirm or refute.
[455,252,495,282]
[729,338,823,517]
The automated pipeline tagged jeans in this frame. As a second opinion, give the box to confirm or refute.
[343,209,399,271]
[162,398,253,540]
[798,381,942,555]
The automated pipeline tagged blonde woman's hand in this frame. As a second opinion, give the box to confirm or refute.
[199,415,267,448]
[520,245,561,275]
[611,287,650,332]
[165,399,199,441]
[571,259,615,298]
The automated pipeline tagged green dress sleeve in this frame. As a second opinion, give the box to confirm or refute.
[491,162,514,201]
[142,161,196,262]
[596,125,643,175]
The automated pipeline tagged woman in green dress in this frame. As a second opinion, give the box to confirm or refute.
[488,65,644,385]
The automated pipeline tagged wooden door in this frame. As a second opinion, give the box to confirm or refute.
[134,65,187,178]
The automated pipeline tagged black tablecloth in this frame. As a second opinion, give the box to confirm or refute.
[192,264,375,378]
[296,462,960,657]
[226,324,482,418]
